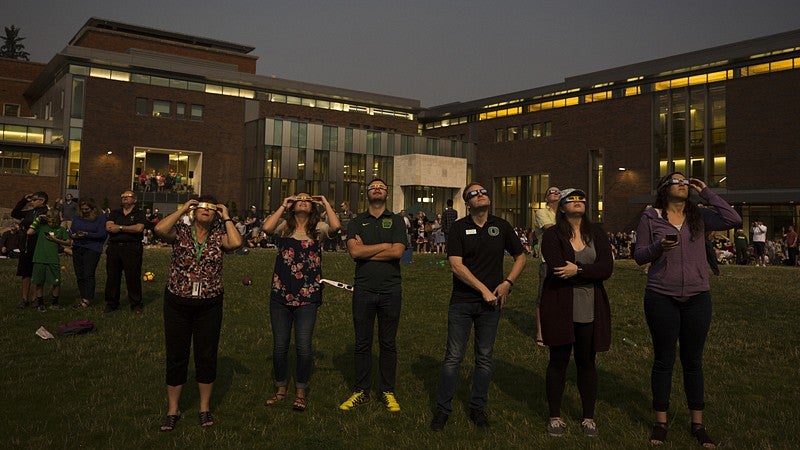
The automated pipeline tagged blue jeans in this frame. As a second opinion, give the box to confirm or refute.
[644,289,712,411]
[72,246,101,301]
[435,301,501,414]
[270,302,319,389]
[352,289,402,392]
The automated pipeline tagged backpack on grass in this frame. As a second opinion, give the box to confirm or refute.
[57,320,96,337]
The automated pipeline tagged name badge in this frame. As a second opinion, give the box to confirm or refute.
[191,281,203,298]
[465,229,477,235]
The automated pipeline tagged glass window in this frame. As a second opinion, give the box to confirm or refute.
[532,123,542,138]
[151,76,170,87]
[70,78,85,119]
[3,103,21,117]
[313,150,329,180]
[323,125,338,151]
[27,127,44,144]
[544,122,552,137]
[187,81,205,92]
[367,131,381,154]
[507,126,519,141]
[3,125,27,142]
[176,102,186,118]
[522,125,531,139]
[190,104,204,121]
[153,100,171,118]
[297,149,306,180]
[131,73,150,84]
[426,138,438,155]
[387,133,395,156]
[495,129,503,142]
[273,119,283,146]
[136,98,148,116]
[345,128,354,152]
[343,153,365,183]
[290,122,307,148]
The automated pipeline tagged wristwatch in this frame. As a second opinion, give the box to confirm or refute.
[577,266,584,275]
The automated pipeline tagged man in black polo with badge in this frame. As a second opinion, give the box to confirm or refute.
[431,181,527,431]
[104,190,148,314]
[339,178,407,414]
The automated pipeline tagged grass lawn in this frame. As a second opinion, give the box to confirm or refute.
[1,248,798,449]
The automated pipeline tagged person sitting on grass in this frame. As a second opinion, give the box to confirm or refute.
[27,210,72,311]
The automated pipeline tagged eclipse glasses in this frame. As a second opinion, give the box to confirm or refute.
[294,195,314,202]
[562,195,587,203]
[464,188,488,200]
[661,178,691,188]
[367,183,388,191]
[190,202,218,211]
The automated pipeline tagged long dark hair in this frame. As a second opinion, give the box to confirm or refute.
[279,194,322,239]
[555,203,594,244]
[653,172,702,241]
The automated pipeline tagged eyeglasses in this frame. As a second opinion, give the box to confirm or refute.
[547,189,560,195]
[321,278,354,291]
[294,195,314,202]
[562,196,587,203]
[193,202,218,211]
[464,188,489,200]
[368,183,387,191]
[663,178,691,187]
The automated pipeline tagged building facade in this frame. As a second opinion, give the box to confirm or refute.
[2,18,798,237]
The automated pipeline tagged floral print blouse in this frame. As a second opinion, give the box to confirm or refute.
[271,237,323,306]
[167,222,226,299]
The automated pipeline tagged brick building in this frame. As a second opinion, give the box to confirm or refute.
[2,18,798,235]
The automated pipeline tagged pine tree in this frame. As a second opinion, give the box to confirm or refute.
[1,25,31,61]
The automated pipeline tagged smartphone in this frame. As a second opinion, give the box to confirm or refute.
[665,234,677,242]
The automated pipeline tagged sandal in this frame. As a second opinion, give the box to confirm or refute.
[265,391,286,406]
[292,396,307,412]
[650,422,667,445]
[159,412,181,432]
[199,411,215,427]
[691,423,716,448]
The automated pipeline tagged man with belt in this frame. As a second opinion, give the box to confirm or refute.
[104,190,148,314]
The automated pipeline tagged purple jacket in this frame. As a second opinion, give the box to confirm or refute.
[634,188,741,297]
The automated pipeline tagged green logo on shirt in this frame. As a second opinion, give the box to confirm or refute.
[488,226,500,236]
[382,218,393,229]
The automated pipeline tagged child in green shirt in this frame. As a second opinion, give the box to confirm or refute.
[27,210,72,311]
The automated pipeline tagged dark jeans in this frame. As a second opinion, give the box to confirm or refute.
[435,301,500,414]
[546,321,597,418]
[352,289,402,393]
[163,289,223,386]
[104,242,143,310]
[270,301,319,389]
[72,246,101,301]
[644,289,712,412]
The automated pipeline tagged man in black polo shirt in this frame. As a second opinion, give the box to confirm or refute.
[339,178,407,413]
[431,182,527,431]
[104,190,148,314]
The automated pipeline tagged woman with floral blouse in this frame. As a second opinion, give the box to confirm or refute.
[262,193,340,411]
[154,196,242,431]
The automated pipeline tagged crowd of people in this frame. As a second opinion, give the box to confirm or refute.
[12,172,800,446]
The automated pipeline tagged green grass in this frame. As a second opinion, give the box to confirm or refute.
[1,249,799,449]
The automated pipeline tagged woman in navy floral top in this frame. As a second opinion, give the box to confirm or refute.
[262,193,340,411]
[154,196,242,431]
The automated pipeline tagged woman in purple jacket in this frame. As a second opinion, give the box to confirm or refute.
[634,172,740,448]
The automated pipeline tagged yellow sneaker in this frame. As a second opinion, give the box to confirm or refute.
[381,391,401,412]
[339,391,370,411]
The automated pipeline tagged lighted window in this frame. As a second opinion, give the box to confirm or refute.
[153,100,171,118]
[507,126,519,141]
[544,122,552,137]
[495,129,503,142]
[176,102,186,119]
[190,104,204,121]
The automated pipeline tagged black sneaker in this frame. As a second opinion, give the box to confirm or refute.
[469,409,489,429]
[36,302,47,312]
[430,411,449,431]
[18,299,30,309]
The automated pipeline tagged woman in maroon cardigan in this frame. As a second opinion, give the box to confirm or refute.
[539,189,613,439]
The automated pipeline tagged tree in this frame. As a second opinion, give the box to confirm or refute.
[1,25,30,61]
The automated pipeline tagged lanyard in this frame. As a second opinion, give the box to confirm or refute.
[191,225,209,263]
